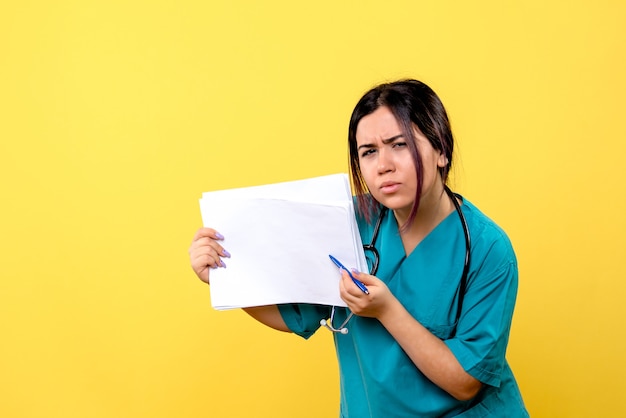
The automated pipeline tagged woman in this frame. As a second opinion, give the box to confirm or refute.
[189,79,528,417]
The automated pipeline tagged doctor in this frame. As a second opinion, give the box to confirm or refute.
[189,79,528,417]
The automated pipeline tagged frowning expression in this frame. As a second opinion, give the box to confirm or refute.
[356,106,447,218]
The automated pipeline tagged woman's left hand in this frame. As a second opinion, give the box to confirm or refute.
[339,270,396,319]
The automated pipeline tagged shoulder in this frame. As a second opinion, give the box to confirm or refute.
[461,198,517,272]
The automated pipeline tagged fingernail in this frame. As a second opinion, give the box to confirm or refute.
[351,268,361,275]
[215,232,224,240]
[222,249,231,258]
[220,259,227,268]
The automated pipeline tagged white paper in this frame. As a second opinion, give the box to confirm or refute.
[199,174,367,310]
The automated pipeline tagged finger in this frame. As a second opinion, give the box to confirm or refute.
[189,236,231,260]
[339,271,362,299]
[191,248,220,269]
[192,227,225,242]
[190,249,227,285]
[189,240,228,281]
[191,243,226,270]
[351,270,375,285]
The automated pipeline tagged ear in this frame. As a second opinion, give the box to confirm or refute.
[437,151,448,168]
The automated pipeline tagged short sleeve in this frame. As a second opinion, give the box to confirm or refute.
[445,236,519,388]
[278,303,331,339]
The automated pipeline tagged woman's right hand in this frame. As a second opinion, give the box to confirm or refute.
[188,227,230,284]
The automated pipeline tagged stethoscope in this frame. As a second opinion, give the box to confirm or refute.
[321,185,471,334]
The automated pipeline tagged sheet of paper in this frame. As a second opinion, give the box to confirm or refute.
[199,174,367,310]
[201,173,352,203]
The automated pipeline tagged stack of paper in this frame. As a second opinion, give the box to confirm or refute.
[199,173,367,310]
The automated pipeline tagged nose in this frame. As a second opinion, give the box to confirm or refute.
[377,148,394,174]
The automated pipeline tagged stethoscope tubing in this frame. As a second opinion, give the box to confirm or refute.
[323,186,471,334]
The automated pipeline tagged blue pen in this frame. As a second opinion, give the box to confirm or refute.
[328,254,369,295]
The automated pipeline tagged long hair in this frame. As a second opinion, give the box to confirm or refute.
[348,79,454,227]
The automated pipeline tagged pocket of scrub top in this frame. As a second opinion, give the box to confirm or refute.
[453,401,490,418]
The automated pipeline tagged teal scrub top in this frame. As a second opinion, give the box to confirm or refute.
[278,198,528,417]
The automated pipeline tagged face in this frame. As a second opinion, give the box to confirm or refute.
[355,106,448,218]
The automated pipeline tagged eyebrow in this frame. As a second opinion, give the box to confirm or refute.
[357,134,404,150]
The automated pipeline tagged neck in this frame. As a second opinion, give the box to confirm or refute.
[394,183,454,255]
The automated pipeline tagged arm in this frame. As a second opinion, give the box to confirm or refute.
[377,296,481,400]
[340,271,481,401]
[243,305,291,333]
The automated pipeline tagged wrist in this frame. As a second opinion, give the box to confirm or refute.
[377,296,404,326]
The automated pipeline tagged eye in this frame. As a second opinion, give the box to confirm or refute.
[392,141,407,149]
[360,148,376,158]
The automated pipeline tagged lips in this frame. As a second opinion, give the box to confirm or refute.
[379,181,400,194]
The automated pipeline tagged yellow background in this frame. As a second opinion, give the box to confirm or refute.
[1,1,624,417]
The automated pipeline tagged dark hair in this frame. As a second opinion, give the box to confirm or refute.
[348,79,455,228]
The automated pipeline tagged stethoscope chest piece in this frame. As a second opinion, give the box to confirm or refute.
[320,317,349,334]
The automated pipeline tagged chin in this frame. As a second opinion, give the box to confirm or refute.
[375,195,413,212]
